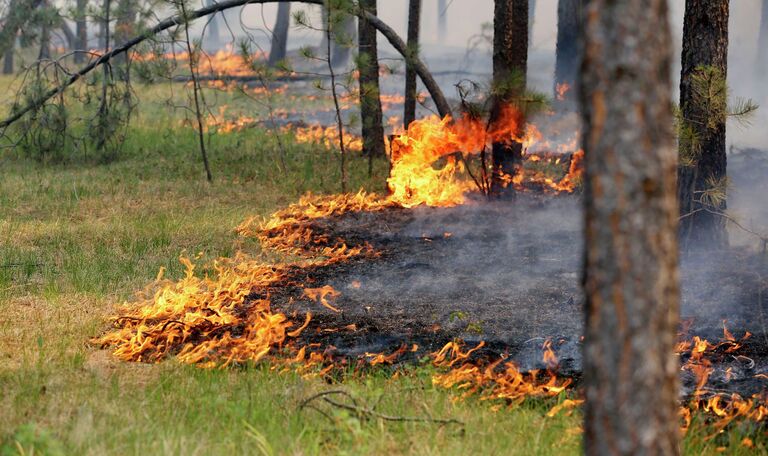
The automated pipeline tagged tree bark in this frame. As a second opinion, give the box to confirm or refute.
[580,0,680,454]
[75,0,88,64]
[490,0,527,196]
[268,2,291,66]
[404,0,421,128]
[357,0,385,159]
[0,0,452,130]
[554,0,580,108]
[677,0,729,250]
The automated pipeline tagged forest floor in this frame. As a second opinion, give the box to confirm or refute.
[0,77,763,455]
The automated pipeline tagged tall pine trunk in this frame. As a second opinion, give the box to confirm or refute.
[3,47,13,74]
[580,0,680,453]
[268,3,290,66]
[528,0,536,42]
[357,0,385,162]
[114,0,136,80]
[677,0,729,250]
[554,0,580,108]
[75,0,87,64]
[38,0,51,60]
[404,0,421,128]
[490,0,528,196]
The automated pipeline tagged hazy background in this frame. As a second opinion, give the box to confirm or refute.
[203,0,766,148]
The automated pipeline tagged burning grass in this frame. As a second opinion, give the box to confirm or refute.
[91,108,766,445]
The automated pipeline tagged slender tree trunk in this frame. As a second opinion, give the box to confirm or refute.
[268,3,291,66]
[204,0,222,51]
[759,0,768,79]
[326,10,347,192]
[3,47,13,74]
[490,0,528,196]
[580,0,680,454]
[677,0,729,250]
[437,0,447,42]
[404,0,421,128]
[554,0,580,108]
[528,0,536,43]
[39,1,51,60]
[114,0,136,80]
[332,13,355,68]
[75,0,88,64]
[358,0,385,166]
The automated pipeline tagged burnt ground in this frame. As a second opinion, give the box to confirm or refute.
[255,187,768,398]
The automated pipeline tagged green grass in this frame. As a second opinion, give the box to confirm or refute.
[0,78,764,455]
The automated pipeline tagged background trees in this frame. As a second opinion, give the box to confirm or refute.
[490,0,528,195]
[357,0,385,160]
[580,0,680,453]
[677,0,730,250]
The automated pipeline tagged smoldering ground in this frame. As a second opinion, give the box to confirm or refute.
[263,155,768,397]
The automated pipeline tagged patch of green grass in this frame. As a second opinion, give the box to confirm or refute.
[0,78,763,455]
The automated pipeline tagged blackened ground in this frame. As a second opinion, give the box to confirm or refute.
[259,152,768,398]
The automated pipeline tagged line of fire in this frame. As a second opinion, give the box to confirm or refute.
[1,0,767,454]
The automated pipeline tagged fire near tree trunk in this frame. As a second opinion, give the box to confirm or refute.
[554,0,580,108]
[404,0,421,129]
[491,0,528,196]
[580,0,680,454]
[268,3,291,66]
[677,0,729,250]
[357,0,385,163]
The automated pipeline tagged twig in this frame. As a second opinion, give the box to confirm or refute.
[178,0,213,182]
[299,390,463,426]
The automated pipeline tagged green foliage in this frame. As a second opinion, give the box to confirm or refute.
[677,65,759,169]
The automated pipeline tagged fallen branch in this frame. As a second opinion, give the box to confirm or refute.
[299,389,464,426]
[0,0,451,131]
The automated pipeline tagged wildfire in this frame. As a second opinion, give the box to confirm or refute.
[556,82,571,101]
[386,105,583,207]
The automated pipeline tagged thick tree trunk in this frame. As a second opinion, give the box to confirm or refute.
[404,0,421,128]
[580,0,680,454]
[357,0,385,159]
[75,0,87,64]
[437,0,447,42]
[554,0,580,108]
[268,3,291,66]
[490,0,528,196]
[677,0,729,250]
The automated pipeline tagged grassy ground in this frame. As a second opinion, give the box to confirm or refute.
[0,78,763,455]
